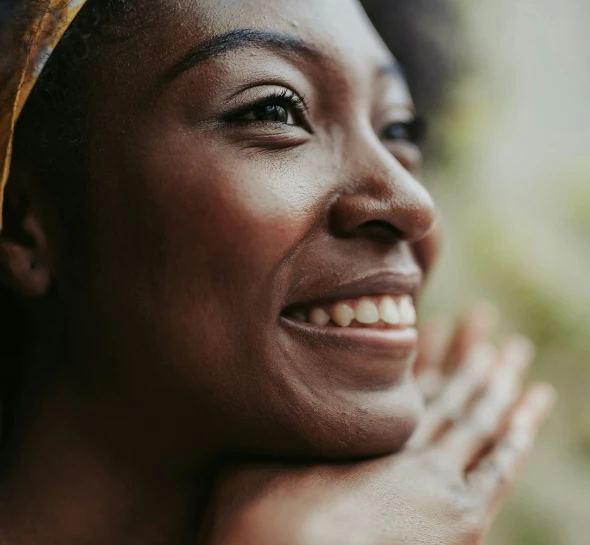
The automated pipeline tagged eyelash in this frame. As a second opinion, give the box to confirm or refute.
[381,117,427,146]
[226,88,310,126]
[224,88,426,147]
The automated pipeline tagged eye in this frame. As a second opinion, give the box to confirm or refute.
[227,88,309,128]
[383,122,410,141]
[242,104,293,124]
[381,117,427,145]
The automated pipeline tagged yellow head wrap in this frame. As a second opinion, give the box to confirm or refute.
[0,0,88,228]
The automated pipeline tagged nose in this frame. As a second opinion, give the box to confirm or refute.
[329,143,437,244]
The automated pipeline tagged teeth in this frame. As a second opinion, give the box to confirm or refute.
[288,295,416,329]
[379,296,401,325]
[332,302,355,327]
[309,307,331,326]
[399,296,417,326]
[355,298,380,324]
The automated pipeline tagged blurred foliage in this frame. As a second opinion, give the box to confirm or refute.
[418,0,590,543]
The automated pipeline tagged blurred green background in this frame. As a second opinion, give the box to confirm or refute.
[419,0,590,543]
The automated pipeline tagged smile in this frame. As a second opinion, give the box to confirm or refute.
[284,294,416,329]
[280,273,421,356]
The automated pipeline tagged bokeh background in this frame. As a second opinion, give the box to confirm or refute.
[2,0,588,542]
[365,0,590,543]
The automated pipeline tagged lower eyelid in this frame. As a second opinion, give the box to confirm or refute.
[220,123,311,144]
[385,143,422,167]
[230,137,310,152]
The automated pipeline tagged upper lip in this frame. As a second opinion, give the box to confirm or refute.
[284,270,423,310]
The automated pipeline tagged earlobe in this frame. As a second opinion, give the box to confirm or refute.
[0,237,51,298]
[0,164,56,299]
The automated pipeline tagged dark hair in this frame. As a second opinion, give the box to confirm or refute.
[0,0,134,437]
[10,0,137,223]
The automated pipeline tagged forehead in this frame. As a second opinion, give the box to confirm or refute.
[180,0,391,61]
[117,0,402,84]
[89,0,413,119]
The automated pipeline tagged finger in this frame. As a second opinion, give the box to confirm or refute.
[417,302,498,405]
[437,337,534,468]
[409,343,496,448]
[470,383,555,513]
[414,316,452,380]
[441,302,498,377]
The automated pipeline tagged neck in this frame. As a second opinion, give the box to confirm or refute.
[0,373,214,545]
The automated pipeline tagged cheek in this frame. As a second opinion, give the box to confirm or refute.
[146,145,321,285]
[89,132,321,280]
[83,137,324,367]
[79,137,346,449]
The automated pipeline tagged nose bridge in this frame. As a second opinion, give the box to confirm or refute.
[330,130,437,243]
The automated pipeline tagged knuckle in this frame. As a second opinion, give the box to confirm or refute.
[480,454,514,488]
[445,492,484,533]
[481,457,502,477]
[449,474,472,496]
[493,466,511,489]
[500,435,525,456]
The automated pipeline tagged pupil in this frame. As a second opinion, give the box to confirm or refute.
[386,123,408,140]
[259,104,288,123]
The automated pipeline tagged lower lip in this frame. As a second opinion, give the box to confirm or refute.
[280,316,418,355]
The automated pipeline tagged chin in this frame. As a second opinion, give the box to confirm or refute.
[267,377,425,460]
[333,385,423,458]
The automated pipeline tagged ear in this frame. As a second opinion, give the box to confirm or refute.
[0,162,60,298]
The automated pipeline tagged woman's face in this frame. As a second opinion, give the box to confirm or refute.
[60,0,439,458]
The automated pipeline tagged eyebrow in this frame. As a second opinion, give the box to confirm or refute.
[162,28,321,85]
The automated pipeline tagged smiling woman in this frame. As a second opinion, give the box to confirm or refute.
[0,1,553,544]
[3,0,436,457]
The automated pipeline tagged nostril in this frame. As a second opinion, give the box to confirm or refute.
[361,220,396,231]
[358,220,403,240]
[329,192,431,242]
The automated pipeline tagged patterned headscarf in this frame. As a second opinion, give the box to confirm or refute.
[0,0,88,228]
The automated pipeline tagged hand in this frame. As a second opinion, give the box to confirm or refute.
[199,305,555,545]
[415,301,499,401]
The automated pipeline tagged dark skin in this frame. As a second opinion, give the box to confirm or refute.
[0,0,553,544]
[196,310,553,545]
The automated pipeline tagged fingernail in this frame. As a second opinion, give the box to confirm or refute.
[503,337,535,369]
[530,384,557,410]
